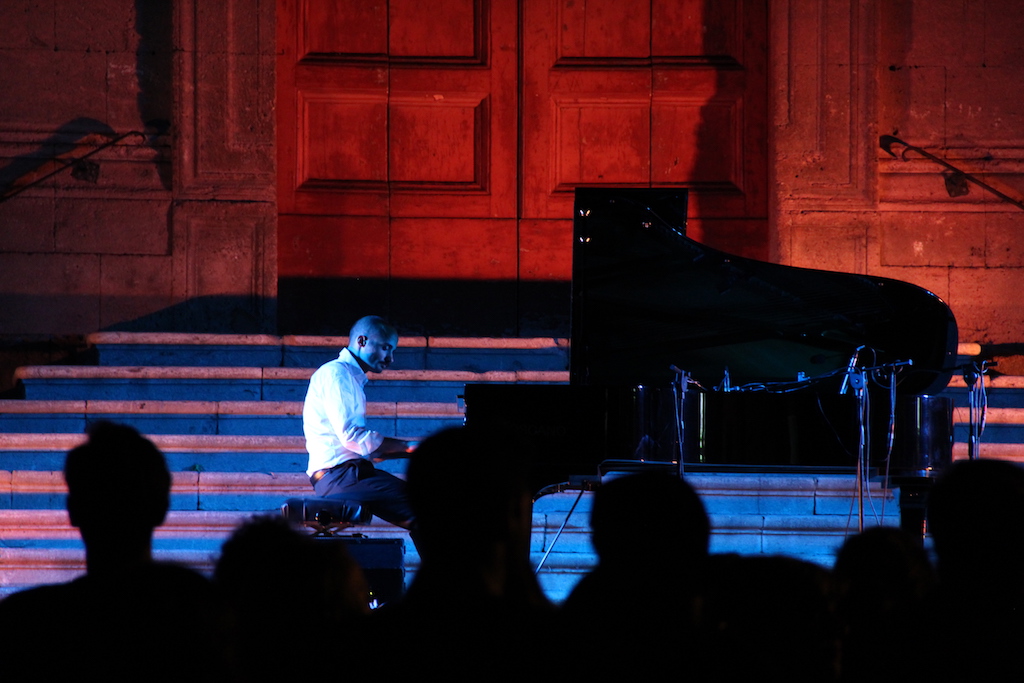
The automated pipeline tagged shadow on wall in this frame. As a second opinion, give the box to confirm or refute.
[0,276,571,396]
[103,295,277,335]
[277,277,571,338]
[135,0,173,190]
[0,278,569,395]
[0,294,272,396]
[0,118,116,197]
[111,277,570,337]
[0,277,568,338]
[0,293,271,335]
[0,335,95,398]
[0,1,171,199]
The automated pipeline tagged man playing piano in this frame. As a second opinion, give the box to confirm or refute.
[302,315,418,530]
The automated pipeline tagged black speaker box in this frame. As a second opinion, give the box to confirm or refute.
[315,536,405,606]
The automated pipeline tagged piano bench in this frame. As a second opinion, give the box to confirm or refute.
[281,497,372,535]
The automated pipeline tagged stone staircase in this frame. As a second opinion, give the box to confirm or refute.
[0,335,1015,602]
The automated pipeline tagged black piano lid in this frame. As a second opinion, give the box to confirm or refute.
[570,188,958,396]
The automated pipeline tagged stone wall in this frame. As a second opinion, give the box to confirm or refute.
[773,0,1024,350]
[3,0,1024,351]
[0,0,277,342]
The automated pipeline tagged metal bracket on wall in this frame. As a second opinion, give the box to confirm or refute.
[879,134,1024,211]
[0,122,169,204]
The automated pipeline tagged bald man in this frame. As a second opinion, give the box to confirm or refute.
[303,316,417,529]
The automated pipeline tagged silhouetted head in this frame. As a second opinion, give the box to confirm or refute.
[406,427,531,560]
[216,515,369,619]
[64,421,170,541]
[589,471,709,569]
[215,515,370,679]
[927,458,1024,587]
[699,554,840,680]
[833,525,936,607]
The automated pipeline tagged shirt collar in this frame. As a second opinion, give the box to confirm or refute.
[339,347,369,386]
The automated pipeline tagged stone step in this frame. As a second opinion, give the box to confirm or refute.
[942,374,1024,407]
[0,433,367,480]
[0,338,1005,606]
[0,478,902,602]
[0,509,417,598]
[952,406,1024,443]
[0,462,899,520]
[0,467,310,510]
[0,399,464,437]
[0,433,309,472]
[3,398,1016,454]
[952,441,1024,461]
[88,334,978,372]
[87,333,287,368]
[13,366,569,402]
[13,365,1017,406]
[86,332,570,371]
[0,509,411,552]
[952,406,1024,423]
[0,509,259,547]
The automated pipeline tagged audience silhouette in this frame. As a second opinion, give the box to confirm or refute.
[4,420,1024,681]
[698,553,841,681]
[921,458,1024,680]
[560,470,710,677]
[214,515,371,680]
[0,421,231,681]
[368,426,554,677]
[832,525,936,681]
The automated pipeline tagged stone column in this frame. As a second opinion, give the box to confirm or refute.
[172,0,277,332]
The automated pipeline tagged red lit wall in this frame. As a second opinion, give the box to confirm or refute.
[1,1,1024,344]
[773,0,1024,346]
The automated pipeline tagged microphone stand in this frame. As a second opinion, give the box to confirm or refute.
[964,360,993,460]
[843,362,869,532]
[673,368,685,475]
[669,365,699,476]
[842,353,913,533]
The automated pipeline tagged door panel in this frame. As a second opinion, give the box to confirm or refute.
[522,0,767,223]
[277,0,768,332]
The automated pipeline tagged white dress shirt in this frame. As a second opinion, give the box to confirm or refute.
[303,348,385,476]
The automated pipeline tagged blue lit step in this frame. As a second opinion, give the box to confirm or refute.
[942,375,1024,408]
[0,400,464,438]
[951,407,1024,448]
[0,509,417,597]
[87,332,570,372]
[1,478,903,601]
[283,336,570,372]
[88,333,285,367]
[1,466,317,512]
[14,367,568,402]
[0,434,308,473]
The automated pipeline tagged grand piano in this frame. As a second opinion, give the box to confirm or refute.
[464,188,958,511]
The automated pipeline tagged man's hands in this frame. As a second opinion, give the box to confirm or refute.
[371,437,418,462]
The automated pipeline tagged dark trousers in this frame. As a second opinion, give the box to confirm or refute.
[312,459,415,528]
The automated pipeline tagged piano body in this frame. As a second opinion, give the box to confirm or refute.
[464,188,958,507]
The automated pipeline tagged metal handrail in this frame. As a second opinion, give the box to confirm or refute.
[0,129,147,204]
[879,135,1024,211]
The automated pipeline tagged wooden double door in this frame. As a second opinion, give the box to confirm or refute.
[277,0,767,335]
